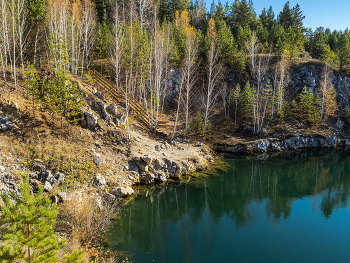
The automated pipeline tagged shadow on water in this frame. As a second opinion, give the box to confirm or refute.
[109,149,350,263]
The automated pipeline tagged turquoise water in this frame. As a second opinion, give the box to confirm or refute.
[109,150,350,263]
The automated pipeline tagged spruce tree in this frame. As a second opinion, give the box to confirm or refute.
[278,1,293,30]
[298,87,321,126]
[0,174,83,262]
[336,33,350,72]
[240,81,254,119]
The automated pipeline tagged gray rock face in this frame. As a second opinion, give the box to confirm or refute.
[215,135,343,154]
[252,140,270,152]
[242,125,253,134]
[335,118,343,130]
[84,112,98,127]
[110,186,134,197]
[0,115,15,131]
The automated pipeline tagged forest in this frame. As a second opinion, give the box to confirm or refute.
[0,0,350,135]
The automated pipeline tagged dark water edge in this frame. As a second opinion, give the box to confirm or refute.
[108,148,350,263]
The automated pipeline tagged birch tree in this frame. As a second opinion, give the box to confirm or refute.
[273,50,290,118]
[176,10,198,137]
[203,18,223,129]
[319,63,337,120]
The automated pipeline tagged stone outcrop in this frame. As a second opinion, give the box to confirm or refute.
[130,154,199,185]
[0,115,15,131]
[214,135,348,154]
[83,112,98,128]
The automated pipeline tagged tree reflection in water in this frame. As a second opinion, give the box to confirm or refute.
[109,149,350,261]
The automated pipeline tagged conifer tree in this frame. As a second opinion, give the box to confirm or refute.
[0,174,83,262]
[298,87,321,126]
[240,81,254,119]
[336,33,350,72]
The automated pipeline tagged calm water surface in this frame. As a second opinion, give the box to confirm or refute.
[109,150,350,263]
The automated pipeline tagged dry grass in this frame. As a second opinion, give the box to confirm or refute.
[57,192,119,262]
[0,131,110,185]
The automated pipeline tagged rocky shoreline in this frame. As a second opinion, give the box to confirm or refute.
[214,134,350,154]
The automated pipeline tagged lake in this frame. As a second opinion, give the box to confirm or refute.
[108,149,350,263]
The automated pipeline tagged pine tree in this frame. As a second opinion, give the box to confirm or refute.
[44,71,83,132]
[231,0,257,33]
[336,33,350,72]
[240,81,254,119]
[291,4,305,31]
[278,1,293,30]
[309,27,329,60]
[0,174,83,262]
[298,86,320,126]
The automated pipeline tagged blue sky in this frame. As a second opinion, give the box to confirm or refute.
[206,0,350,31]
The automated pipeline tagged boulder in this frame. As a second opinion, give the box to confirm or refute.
[140,172,155,184]
[55,172,65,184]
[155,171,167,182]
[38,170,55,184]
[93,156,105,166]
[84,112,98,127]
[44,181,53,192]
[155,145,161,151]
[101,109,110,121]
[142,155,153,165]
[110,186,134,197]
[136,162,148,172]
[0,115,14,131]
[252,140,270,152]
[92,174,106,186]
[154,158,165,170]
[107,104,117,116]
